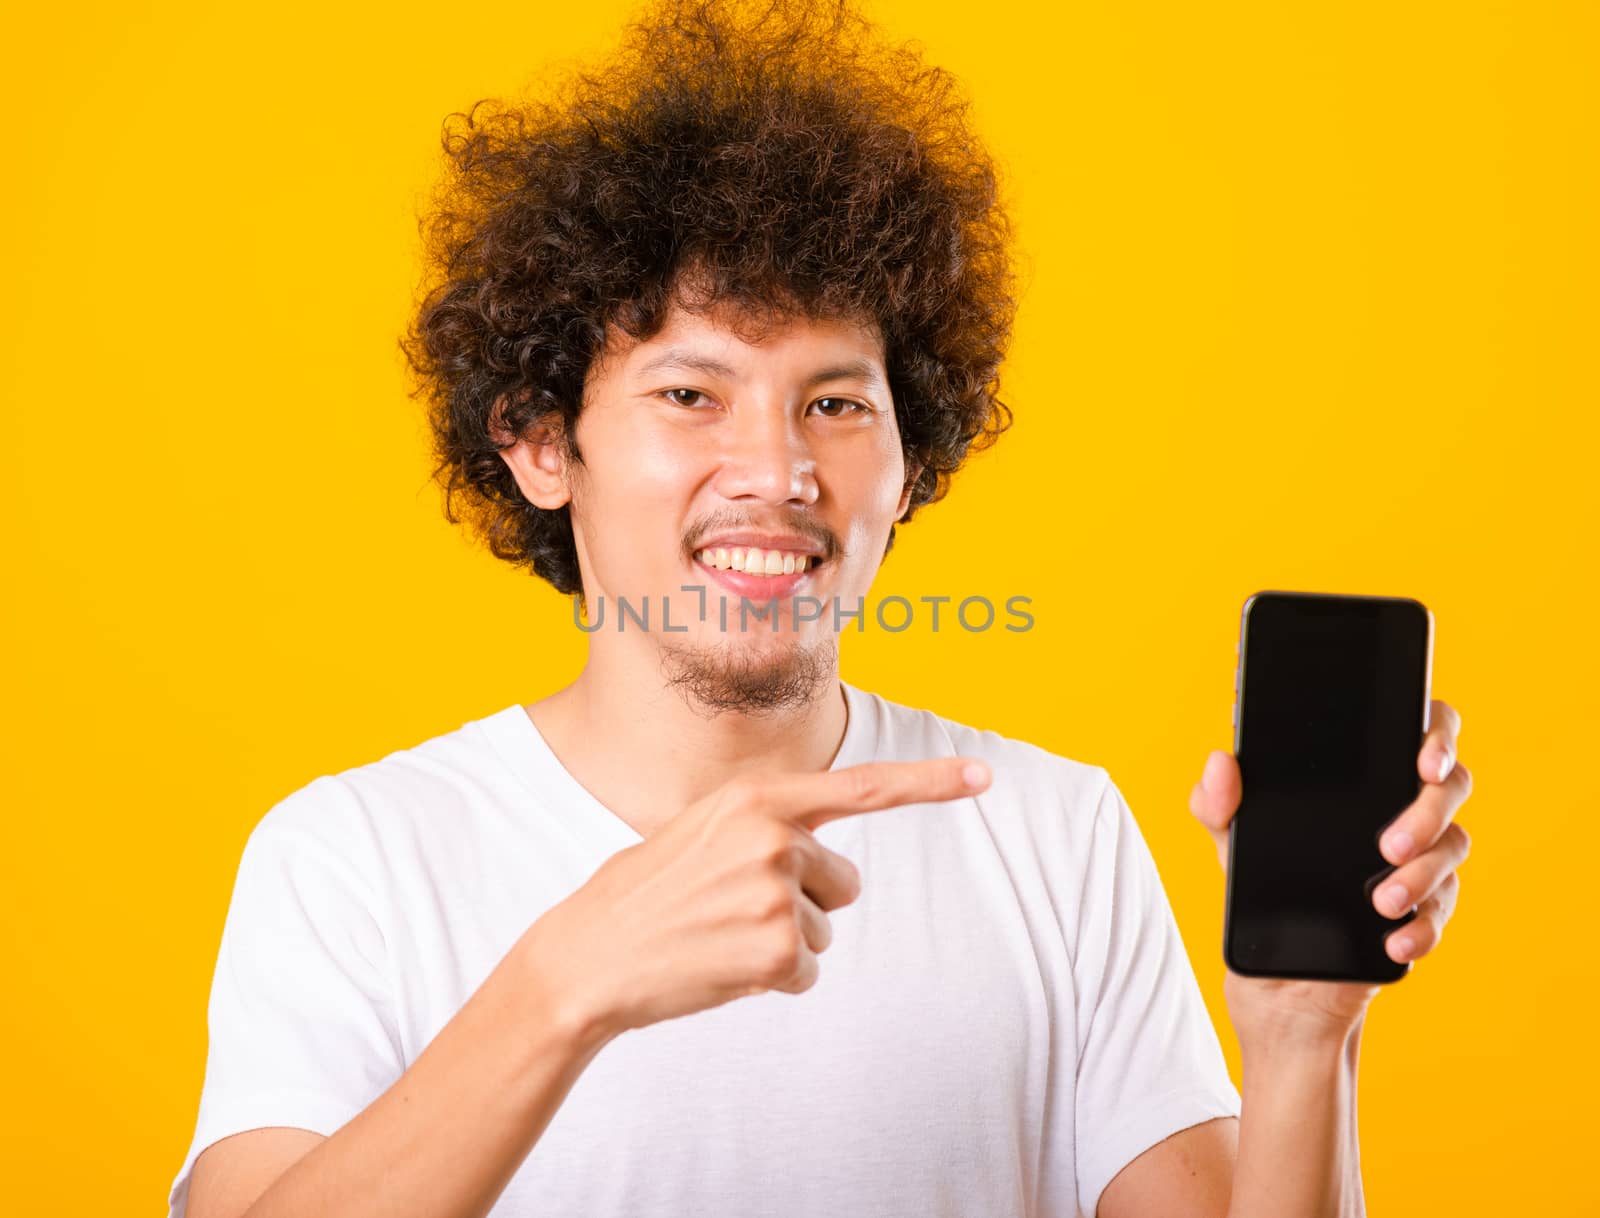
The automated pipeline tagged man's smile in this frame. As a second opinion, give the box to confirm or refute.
[694,546,817,575]
[690,543,827,602]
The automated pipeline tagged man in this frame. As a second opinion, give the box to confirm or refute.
[170,1,1474,1215]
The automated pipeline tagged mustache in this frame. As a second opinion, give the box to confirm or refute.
[684,511,839,561]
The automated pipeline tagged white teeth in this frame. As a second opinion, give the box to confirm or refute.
[694,546,815,576]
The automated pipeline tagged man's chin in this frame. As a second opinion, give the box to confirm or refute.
[656,633,837,717]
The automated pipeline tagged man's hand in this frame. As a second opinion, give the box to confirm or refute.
[1188,698,1474,1041]
[522,756,993,1043]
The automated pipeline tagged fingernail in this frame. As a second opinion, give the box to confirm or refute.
[1380,882,1409,916]
[963,761,991,789]
[1384,829,1415,862]
[1437,749,1455,783]
[1392,935,1414,960]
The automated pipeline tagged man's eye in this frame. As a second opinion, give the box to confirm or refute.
[811,397,868,417]
[663,388,710,407]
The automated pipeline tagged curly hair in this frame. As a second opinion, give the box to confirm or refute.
[401,0,1018,596]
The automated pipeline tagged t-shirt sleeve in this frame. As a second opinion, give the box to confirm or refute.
[168,777,405,1218]
[1071,771,1241,1218]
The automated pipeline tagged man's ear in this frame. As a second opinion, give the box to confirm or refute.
[491,394,572,510]
[896,454,927,521]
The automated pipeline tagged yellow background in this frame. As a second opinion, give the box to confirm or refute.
[4,1,1594,1212]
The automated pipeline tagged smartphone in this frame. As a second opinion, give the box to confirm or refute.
[1223,590,1434,983]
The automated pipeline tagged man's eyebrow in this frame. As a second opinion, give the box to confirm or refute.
[635,349,741,379]
[799,357,885,389]
[634,348,885,388]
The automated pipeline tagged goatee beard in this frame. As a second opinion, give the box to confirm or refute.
[657,634,837,717]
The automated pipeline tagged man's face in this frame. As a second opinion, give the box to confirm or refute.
[536,300,916,713]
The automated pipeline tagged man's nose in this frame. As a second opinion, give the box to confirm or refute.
[713,406,819,505]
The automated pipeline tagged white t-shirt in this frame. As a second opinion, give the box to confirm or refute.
[169,681,1240,1218]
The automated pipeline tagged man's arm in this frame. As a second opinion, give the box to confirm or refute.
[1098,1019,1365,1218]
[187,758,984,1218]
[1096,1116,1237,1218]
[187,922,613,1218]
[1133,699,1472,1218]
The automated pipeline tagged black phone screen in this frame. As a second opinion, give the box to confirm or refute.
[1223,591,1433,983]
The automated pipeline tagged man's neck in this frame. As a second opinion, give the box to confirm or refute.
[522,643,849,839]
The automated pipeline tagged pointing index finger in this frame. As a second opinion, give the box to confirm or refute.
[765,757,992,832]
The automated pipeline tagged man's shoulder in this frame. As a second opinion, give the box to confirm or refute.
[246,708,511,854]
